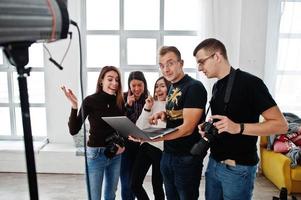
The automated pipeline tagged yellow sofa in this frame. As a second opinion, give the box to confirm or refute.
[260,136,301,194]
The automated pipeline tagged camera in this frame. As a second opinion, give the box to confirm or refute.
[190,121,219,157]
[104,132,125,159]
[272,187,297,200]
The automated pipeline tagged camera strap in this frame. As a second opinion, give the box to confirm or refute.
[205,67,237,118]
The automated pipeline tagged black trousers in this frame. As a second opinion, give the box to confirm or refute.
[131,143,165,200]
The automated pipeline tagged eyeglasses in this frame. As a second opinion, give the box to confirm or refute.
[197,53,215,67]
[159,60,180,70]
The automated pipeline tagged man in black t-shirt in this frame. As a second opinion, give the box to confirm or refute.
[193,38,288,200]
[150,46,207,200]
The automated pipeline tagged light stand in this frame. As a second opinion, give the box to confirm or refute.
[4,42,39,200]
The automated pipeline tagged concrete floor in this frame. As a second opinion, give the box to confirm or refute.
[0,173,300,200]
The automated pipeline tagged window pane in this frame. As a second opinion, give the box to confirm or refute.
[86,0,119,30]
[277,38,301,71]
[0,72,8,102]
[164,36,200,68]
[280,2,301,33]
[127,38,156,65]
[124,0,159,30]
[0,48,3,65]
[87,35,120,68]
[87,72,99,95]
[13,72,45,103]
[124,71,159,95]
[275,75,301,114]
[12,72,20,103]
[16,107,47,136]
[0,107,11,135]
[27,44,44,68]
[165,0,199,30]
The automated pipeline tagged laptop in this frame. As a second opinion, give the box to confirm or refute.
[102,116,177,140]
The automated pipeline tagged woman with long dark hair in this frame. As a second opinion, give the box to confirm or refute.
[120,71,149,200]
[62,66,125,200]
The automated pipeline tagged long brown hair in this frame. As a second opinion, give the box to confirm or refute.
[96,66,124,110]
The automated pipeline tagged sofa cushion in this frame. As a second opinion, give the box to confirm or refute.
[291,167,301,181]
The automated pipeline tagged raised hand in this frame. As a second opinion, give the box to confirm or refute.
[144,95,154,110]
[127,91,136,107]
[61,86,78,109]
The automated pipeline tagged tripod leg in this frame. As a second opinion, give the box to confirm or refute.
[18,75,39,200]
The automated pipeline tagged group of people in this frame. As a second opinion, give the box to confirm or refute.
[62,38,288,200]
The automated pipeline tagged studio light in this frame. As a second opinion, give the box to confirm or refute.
[0,1,70,199]
[0,0,69,45]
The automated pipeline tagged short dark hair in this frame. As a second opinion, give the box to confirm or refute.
[158,46,182,61]
[193,38,228,60]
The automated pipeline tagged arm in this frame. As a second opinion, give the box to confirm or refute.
[243,106,288,136]
[212,106,288,136]
[136,109,153,129]
[61,86,88,135]
[154,108,203,141]
[136,96,154,129]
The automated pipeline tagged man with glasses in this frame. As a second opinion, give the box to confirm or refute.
[150,46,207,200]
[193,38,288,200]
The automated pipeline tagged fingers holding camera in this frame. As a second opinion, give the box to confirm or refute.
[198,123,205,137]
[211,115,241,134]
[115,144,125,155]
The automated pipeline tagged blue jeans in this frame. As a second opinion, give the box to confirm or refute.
[87,147,121,200]
[160,152,203,200]
[205,157,257,200]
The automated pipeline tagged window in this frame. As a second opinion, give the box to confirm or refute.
[84,0,201,95]
[0,44,47,139]
[275,1,301,116]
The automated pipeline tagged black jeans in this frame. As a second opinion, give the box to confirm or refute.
[131,143,165,200]
[121,140,140,200]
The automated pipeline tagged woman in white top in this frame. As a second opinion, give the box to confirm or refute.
[131,76,170,200]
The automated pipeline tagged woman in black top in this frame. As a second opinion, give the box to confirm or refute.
[62,66,125,200]
[121,71,149,200]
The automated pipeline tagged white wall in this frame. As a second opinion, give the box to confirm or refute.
[45,0,83,144]
[0,0,272,173]
[239,0,269,78]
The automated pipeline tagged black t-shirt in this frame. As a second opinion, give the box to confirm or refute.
[210,69,276,165]
[164,75,207,155]
[68,91,125,147]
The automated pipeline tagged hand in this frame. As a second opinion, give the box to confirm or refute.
[115,144,125,155]
[210,115,241,134]
[127,91,135,107]
[149,111,166,125]
[151,136,164,142]
[144,95,154,110]
[198,123,205,137]
[61,86,78,109]
[128,135,142,143]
